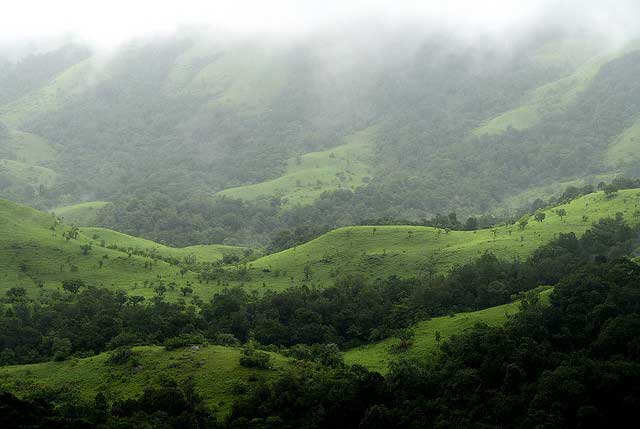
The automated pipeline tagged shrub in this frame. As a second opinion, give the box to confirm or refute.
[163,333,206,351]
[239,348,271,369]
[107,347,139,366]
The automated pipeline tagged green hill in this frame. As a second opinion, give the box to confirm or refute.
[344,288,553,373]
[236,189,640,291]
[53,201,110,226]
[0,345,287,417]
[80,226,249,264]
[217,126,377,207]
[0,198,243,299]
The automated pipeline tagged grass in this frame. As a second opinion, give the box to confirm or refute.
[234,189,640,291]
[217,126,377,207]
[81,226,249,265]
[1,129,56,165]
[53,201,110,226]
[0,58,95,128]
[0,345,288,417]
[0,159,57,188]
[344,288,553,373]
[2,190,639,299]
[0,198,241,300]
[179,43,289,113]
[605,116,640,169]
[474,54,613,136]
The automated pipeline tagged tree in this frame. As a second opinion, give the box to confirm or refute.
[396,328,416,351]
[128,295,145,306]
[154,284,167,297]
[4,287,27,303]
[534,210,546,222]
[465,217,478,231]
[303,263,313,281]
[62,279,84,294]
[80,243,91,255]
[555,208,567,220]
[518,217,529,230]
[603,184,619,197]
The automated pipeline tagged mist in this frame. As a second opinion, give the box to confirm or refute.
[2,0,640,54]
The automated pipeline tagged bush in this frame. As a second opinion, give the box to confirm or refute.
[239,348,271,369]
[210,333,240,347]
[107,347,139,366]
[163,333,206,351]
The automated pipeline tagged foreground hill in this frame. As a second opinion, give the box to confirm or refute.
[236,189,640,291]
[0,198,245,299]
[0,345,287,417]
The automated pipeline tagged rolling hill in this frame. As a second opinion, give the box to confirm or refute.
[0,198,246,299]
[2,189,639,298]
[233,189,640,291]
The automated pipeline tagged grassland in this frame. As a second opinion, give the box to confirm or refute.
[0,198,243,300]
[2,190,639,299]
[217,126,377,207]
[52,201,110,226]
[81,226,248,264]
[235,189,640,291]
[474,55,609,136]
[0,159,57,188]
[344,288,553,373]
[605,115,640,169]
[0,129,56,165]
[0,345,288,417]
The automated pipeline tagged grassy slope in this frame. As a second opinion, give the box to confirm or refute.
[217,126,377,207]
[474,55,607,136]
[0,345,288,417]
[81,226,248,264]
[0,198,239,300]
[236,190,640,291]
[605,116,640,169]
[1,129,56,165]
[0,159,57,188]
[0,58,95,128]
[53,201,110,226]
[344,288,553,373]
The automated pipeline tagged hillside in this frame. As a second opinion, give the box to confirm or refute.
[0,345,287,417]
[53,201,110,226]
[217,126,377,207]
[3,32,640,248]
[344,288,553,373]
[0,198,243,299]
[234,189,640,291]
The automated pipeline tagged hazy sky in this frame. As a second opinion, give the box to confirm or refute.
[1,0,639,47]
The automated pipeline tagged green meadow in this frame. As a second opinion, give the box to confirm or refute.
[0,198,241,300]
[53,201,110,226]
[344,288,554,373]
[0,345,288,417]
[217,126,377,207]
[237,189,640,291]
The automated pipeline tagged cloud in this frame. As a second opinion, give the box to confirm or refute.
[0,0,639,48]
